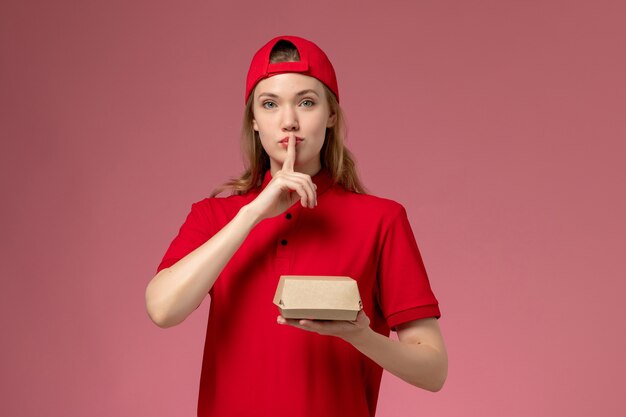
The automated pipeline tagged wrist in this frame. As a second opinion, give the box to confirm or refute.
[238,204,264,228]
[344,326,375,347]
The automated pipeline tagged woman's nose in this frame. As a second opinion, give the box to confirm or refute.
[280,107,299,131]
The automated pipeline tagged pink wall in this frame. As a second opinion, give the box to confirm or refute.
[1,0,624,416]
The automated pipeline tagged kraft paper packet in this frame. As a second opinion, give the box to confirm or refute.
[273,275,362,321]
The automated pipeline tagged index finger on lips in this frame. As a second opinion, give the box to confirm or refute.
[282,133,296,172]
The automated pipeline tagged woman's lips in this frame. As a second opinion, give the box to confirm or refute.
[279,136,303,146]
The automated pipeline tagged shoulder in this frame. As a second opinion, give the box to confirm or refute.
[187,192,256,221]
[330,186,407,220]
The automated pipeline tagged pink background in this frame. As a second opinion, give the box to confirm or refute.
[1,0,624,416]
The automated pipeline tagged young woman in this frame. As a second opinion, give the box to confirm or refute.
[146,35,447,417]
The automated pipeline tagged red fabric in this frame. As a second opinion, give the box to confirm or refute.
[156,168,441,417]
[245,35,339,104]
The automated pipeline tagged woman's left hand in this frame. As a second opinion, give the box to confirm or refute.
[277,310,372,344]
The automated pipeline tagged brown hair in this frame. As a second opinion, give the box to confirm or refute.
[210,40,367,197]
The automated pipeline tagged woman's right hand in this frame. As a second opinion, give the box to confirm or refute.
[145,134,317,328]
[246,133,318,221]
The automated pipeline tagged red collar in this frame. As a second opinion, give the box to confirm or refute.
[261,168,335,196]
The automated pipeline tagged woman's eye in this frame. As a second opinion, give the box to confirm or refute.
[301,99,315,107]
[262,101,276,109]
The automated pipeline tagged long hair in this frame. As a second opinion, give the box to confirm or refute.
[210,40,367,197]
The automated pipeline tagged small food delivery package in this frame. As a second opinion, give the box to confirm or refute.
[273,275,362,321]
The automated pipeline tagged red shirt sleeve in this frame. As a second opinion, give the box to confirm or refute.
[156,200,215,273]
[377,204,441,331]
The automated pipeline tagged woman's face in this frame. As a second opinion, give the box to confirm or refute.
[252,73,336,176]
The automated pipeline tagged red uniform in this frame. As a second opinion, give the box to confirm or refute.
[156,168,441,417]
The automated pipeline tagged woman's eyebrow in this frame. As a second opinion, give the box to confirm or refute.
[295,89,319,97]
[258,89,320,99]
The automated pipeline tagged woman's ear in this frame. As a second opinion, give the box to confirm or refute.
[326,112,337,128]
[252,119,259,131]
